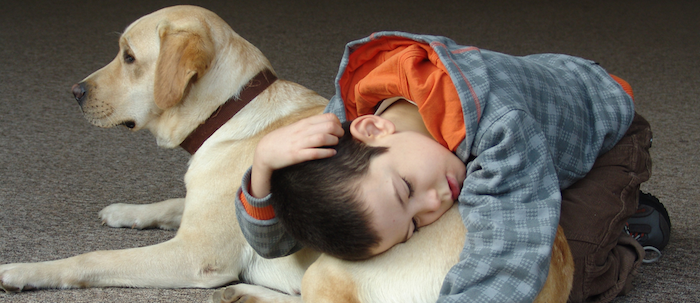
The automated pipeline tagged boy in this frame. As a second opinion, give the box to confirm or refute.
[235,32,653,302]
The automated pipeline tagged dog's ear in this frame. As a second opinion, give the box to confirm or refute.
[154,21,215,110]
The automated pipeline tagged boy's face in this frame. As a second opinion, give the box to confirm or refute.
[355,127,466,256]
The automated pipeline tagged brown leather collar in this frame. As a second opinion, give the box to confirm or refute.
[180,69,277,154]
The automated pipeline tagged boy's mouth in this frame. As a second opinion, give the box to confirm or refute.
[447,176,460,201]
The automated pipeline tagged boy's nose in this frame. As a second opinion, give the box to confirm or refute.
[421,189,442,212]
[416,195,443,227]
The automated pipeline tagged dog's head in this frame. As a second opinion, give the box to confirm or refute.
[72,5,272,147]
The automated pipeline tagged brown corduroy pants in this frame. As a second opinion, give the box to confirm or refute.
[560,113,653,303]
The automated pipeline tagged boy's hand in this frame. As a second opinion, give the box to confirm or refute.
[250,113,344,198]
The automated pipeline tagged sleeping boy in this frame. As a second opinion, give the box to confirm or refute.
[234,32,653,302]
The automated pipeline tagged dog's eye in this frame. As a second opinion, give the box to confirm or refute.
[123,51,135,64]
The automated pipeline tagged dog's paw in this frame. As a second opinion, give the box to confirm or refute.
[211,286,255,303]
[99,203,150,229]
[0,264,35,293]
[98,201,181,230]
[211,284,301,303]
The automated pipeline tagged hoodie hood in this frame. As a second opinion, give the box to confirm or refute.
[330,32,486,153]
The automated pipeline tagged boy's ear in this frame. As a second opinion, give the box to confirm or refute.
[350,115,396,144]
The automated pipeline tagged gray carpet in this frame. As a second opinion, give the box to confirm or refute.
[1,0,698,302]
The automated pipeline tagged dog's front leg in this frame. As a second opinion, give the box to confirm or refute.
[0,235,242,292]
[99,197,185,230]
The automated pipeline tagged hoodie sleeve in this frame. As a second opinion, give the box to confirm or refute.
[438,110,561,303]
[235,167,304,258]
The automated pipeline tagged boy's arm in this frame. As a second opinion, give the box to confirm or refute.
[438,111,560,302]
[236,168,304,258]
[235,113,344,258]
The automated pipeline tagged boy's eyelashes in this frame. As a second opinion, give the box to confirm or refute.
[401,177,414,198]
[412,218,420,234]
[402,176,418,235]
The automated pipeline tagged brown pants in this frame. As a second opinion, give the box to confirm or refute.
[560,113,652,303]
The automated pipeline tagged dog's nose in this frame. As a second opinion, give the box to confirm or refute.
[72,82,87,106]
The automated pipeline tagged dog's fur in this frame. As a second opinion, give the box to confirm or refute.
[0,5,573,302]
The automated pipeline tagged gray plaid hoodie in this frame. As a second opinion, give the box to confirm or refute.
[236,32,634,302]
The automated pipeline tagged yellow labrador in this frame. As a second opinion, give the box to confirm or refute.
[0,5,573,302]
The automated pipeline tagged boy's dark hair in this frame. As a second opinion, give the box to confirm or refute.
[270,120,387,260]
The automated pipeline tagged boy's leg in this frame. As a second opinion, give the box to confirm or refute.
[560,113,652,303]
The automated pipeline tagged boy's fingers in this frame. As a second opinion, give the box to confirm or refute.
[299,148,337,161]
[314,112,340,123]
[297,113,338,127]
[328,121,344,137]
[306,118,344,139]
[305,132,340,148]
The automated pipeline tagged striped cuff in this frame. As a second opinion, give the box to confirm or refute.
[238,167,276,221]
[239,189,276,220]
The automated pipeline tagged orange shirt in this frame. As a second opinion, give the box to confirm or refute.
[339,38,466,151]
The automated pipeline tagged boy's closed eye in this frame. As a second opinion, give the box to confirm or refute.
[402,177,415,198]
[411,218,420,234]
[402,177,420,236]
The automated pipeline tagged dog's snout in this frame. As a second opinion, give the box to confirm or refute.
[72,82,87,106]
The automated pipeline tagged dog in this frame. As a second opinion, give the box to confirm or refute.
[0,5,573,302]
